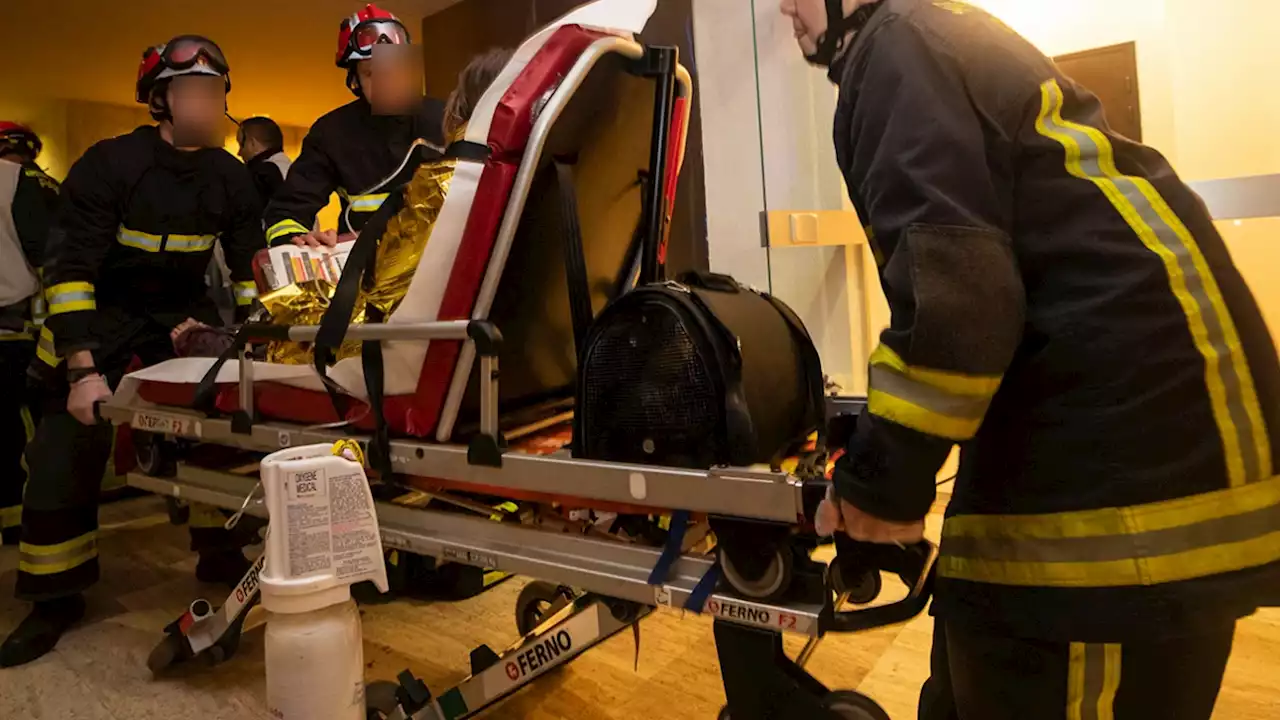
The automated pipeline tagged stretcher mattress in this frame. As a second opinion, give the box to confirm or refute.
[117,2,689,440]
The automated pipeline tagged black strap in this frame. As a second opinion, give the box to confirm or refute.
[555,160,592,358]
[194,326,252,415]
[446,140,490,163]
[361,306,394,480]
[307,192,401,444]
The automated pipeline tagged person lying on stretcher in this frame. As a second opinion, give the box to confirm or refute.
[172,48,515,360]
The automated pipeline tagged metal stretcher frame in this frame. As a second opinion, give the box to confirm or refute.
[123,463,826,638]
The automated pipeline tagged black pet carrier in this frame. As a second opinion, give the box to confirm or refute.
[575,271,827,470]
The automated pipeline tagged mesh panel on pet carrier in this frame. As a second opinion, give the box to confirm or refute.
[580,305,719,467]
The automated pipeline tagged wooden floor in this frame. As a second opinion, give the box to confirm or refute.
[0,496,1277,719]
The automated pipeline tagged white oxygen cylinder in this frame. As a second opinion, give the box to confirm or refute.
[264,598,364,719]
[258,441,388,720]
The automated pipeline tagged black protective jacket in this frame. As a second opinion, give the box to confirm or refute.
[247,148,289,204]
[1,162,59,333]
[263,97,444,245]
[11,162,59,269]
[829,0,1280,641]
[42,126,263,364]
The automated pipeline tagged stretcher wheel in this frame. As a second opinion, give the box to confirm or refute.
[146,633,187,677]
[135,432,178,478]
[826,562,882,605]
[515,581,575,636]
[364,680,401,719]
[821,691,891,719]
[719,542,794,602]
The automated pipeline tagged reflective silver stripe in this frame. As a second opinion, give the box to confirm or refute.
[18,536,98,575]
[166,234,218,252]
[868,365,990,422]
[36,325,58,365]
[1037,79,1269,486]
[117,228,163,251]
[1068,643,1121,720]
[941,499,1280,564]
[348,193,388,212]
[46,283,95,315]
[234,282,258,306]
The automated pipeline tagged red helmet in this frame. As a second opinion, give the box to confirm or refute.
[136,35,231,105]
[0,121,41,160]
[335,3,409,69]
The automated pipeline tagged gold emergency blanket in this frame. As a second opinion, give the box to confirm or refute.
[262,152,459,365]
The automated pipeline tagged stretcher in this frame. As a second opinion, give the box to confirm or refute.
[98,4,936,717]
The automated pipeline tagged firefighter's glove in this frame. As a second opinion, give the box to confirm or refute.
[68,373,112,426]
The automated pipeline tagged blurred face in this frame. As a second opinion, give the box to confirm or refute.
[358,44,422,115]
[167,74,227,148]
[780,0,830,57]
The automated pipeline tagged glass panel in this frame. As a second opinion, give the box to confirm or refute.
[749,0,882,395]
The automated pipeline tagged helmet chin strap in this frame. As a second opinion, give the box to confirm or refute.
[805,0,883,67]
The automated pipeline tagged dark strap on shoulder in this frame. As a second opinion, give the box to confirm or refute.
[555,160,592,358]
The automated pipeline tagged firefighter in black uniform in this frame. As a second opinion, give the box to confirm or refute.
[783,0,1280,717]
[0,123,59,547]
[0,36,265,668]
[263,3,444,248]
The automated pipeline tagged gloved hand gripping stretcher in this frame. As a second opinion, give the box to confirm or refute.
[98,2,936,717]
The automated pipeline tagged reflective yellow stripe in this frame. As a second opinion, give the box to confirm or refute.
[870,345,1003,397]
[118,227,216,253]
[36,324,59,366]
[46,281,95,315]
[1098,644,1121,720]
[18,533,98,575]
[267,219,310,242]
[866,345,1002,441]
[0,505,20,530]
[165,233,218,253]
[939,475,1280,587]
[347,193,388,212]
[1067,643,1121,720]
[1036,79,1271,487]
[233,281,258,306]
[117,227,163,251]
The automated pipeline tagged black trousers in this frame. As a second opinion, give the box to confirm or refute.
[0,339,37,540]
[919,619,1235,720]
[16,312,241,601]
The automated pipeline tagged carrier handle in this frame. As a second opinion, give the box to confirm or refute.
[818,537,936,634]
[677,271,741,294]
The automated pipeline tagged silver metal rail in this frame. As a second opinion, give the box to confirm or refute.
[127,466,824,637]
[106,403,807,524]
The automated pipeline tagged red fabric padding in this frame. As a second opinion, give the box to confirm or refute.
[386,160,519,437]
[487,27,606,160]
